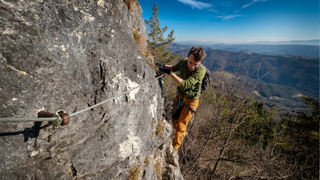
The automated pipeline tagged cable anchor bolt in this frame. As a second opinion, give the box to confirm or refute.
[37,110,70,127]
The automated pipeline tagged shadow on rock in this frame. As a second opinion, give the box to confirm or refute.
[0,122,49,142]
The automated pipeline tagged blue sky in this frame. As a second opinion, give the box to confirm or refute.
[137,0,319,44]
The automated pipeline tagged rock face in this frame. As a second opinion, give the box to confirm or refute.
[0,0,182,179]
[152,139,184,180]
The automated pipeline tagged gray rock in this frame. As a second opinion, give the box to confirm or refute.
[141,154,157,180]
[0,0,184,179]
[152,139,184,180]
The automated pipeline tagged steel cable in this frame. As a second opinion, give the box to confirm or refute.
[0,75,164,122]
[0,117,57,122]
[69,75,163,117]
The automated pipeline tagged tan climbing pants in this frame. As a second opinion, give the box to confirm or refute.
[172,93,199,149]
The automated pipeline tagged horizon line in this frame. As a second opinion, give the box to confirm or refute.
[174,39,319,44]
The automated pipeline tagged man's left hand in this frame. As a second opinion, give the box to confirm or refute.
[156,62,165,69]
[162,68,171,75]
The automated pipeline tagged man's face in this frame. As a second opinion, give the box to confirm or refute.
[188,54,201,71]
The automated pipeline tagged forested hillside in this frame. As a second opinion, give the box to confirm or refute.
[205,50,318,95]
[162,64,319,179]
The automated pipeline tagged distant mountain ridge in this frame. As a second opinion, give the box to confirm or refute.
[248,39,319,46]
[175,39,319,46]
[173,40,319,58]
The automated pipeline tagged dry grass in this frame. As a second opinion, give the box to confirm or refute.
[132,30,147,58]
[127,164,141,180]
[144,156,150,165]
[150,121,155,139]
[150,119,166,139]
[155,119,165,138]
[125,0,149,59]
[154,160,162,180]
[124,0,138,10]
[132,31,140,40]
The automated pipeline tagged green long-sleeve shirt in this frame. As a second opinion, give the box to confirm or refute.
[172,58,206,98]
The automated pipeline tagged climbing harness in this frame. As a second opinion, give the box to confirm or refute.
[0,75,164,127]
[172,87,198,120]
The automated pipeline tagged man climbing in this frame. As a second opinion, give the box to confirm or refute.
[156,46,206,151]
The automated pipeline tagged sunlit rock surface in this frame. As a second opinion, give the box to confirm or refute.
[0,0,182,179]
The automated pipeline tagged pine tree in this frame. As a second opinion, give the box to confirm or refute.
[145,3,178,63]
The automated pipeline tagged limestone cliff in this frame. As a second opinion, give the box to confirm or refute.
[0,0,182,179]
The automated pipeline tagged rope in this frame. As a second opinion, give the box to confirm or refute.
[0,75,164,122]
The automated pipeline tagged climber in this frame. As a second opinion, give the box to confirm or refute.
[156,46,206,151]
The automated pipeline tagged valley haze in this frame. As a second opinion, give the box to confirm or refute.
[174,40,319,58]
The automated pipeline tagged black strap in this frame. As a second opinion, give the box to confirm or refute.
[183,102,197,113]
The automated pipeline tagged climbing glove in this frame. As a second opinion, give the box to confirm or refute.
[156,62,171,75]
[156,62,165,69]
[161,68,171,75]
